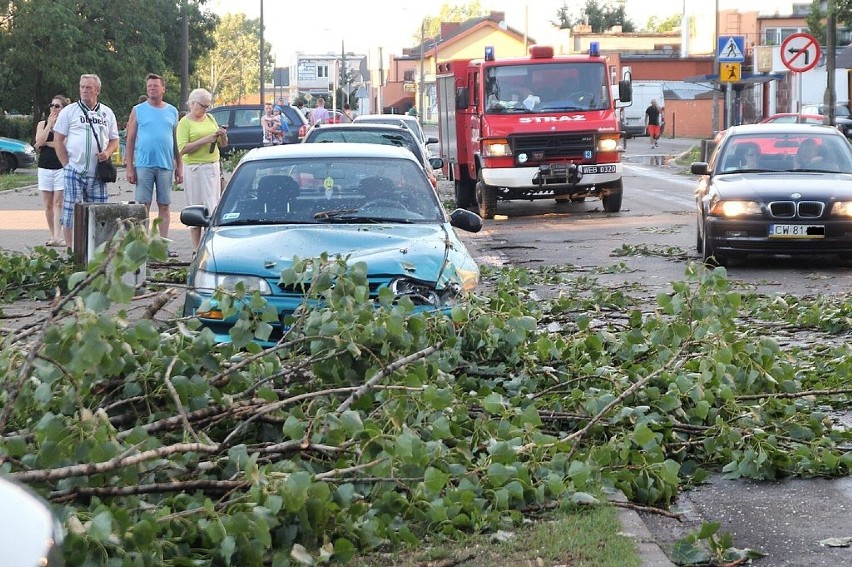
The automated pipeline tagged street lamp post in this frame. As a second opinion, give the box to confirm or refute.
[419,21,425,121]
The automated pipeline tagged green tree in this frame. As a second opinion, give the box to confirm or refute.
[644,13,682,33]
[555,0,636,33]
[805,0,852,45]
[195,13,273,105]
[0,0,217,125]
[417,1,488,41]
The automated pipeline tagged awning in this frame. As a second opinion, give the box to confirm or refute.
[683,72,785,86]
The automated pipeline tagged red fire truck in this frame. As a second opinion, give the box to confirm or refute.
[436,44,632,219]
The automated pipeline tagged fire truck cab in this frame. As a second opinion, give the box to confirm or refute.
[436,44,632,219]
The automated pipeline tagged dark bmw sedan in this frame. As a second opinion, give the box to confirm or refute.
[692,123,852,265]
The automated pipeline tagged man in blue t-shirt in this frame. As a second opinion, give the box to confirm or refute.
[125,73,183,256]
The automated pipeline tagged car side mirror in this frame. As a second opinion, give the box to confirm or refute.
[180,205,211,227]
[0,477,63,566]
[426,136,438,145]
[691,162,710,175]
[455,87,469,110]
[429,157,444,170]
[618,80,633,104]
[449,208,482,233]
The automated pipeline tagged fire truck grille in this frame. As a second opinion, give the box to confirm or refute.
[510,134,596,161]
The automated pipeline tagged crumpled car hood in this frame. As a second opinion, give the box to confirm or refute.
[200,223,464,285]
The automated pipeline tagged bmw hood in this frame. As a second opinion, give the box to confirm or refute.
[714,172,852,199]
[201,223,461,284]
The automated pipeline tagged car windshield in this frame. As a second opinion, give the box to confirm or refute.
[717,133,852,174]
[214,157,443,226]
[306,129,424,165]
[484,61,611,113]
[355,117,424,143]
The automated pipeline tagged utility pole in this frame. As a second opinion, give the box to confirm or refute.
[259,0,265,105]
[378,47,384,113]
[181,0,189,111]
[825,0,836,126]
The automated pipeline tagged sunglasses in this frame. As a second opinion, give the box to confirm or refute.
[49,103,63,109]
[195,102,210,109]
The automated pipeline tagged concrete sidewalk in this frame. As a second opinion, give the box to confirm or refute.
[0,167,195,258]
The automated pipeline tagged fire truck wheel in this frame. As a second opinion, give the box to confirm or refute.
[476,177,497,219]
[600,179,623,213]
[454,179,476,209]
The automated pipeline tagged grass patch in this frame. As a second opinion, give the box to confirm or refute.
[352,505,640,567]
[0,171,37,191]
[674,145,702,166]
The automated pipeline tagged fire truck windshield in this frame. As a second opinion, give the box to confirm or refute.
[484,62,610,114]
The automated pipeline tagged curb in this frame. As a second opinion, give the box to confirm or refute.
[612,491,677,567]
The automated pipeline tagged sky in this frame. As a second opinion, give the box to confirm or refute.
[208,0,795,65]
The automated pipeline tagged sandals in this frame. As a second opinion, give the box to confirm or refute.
[46,238,66,247]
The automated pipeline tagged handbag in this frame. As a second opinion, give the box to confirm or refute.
[84,103,117,183]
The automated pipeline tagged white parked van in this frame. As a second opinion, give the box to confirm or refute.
[619,81,665,139]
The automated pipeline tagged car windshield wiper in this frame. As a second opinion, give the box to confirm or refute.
[313,208,360,220]
[220,218,316,226]
[720,168,767,174]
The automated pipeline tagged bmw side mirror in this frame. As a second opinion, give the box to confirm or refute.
[691,162,710,175]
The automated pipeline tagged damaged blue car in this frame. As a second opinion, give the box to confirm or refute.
[180,143,482,344]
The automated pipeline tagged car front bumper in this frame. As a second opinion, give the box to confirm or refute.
[706,216,852,257]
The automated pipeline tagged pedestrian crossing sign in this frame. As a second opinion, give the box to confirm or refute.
[718,36,745,62]
[720,62,741,83]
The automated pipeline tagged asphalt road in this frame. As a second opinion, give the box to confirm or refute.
[447,135,852,567]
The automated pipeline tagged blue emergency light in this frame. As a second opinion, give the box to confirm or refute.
[589,42,600,56]
[484,46,495,61]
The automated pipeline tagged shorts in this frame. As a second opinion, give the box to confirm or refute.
[135,167,174,205]
[647,124,661,138]
[38,168,64,192]
[183,161,221,214]
[61,167,107,228]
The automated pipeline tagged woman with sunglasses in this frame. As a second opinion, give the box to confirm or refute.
[177,88,228,249]
[34,95,71,247]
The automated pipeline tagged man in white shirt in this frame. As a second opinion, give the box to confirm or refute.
[309,97,330,126]
[54,73,119,247]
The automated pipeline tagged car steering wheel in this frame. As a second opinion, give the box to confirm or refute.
[566,91,596,106]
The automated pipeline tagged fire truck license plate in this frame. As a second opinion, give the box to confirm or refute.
[582,165,616,174]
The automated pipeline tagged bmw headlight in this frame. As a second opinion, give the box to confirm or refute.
[831,202,852,217]
[193,270,272,294]
[709,200,762,217]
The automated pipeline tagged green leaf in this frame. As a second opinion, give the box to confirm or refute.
[88,510,113,541]
[482,392,505,415]
[423,467,449,492]
[340,410,364,435]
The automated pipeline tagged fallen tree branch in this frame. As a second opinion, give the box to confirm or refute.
[11,442,220,482]
[50,479,247,503]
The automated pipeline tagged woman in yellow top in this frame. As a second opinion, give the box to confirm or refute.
[177,88,228,248]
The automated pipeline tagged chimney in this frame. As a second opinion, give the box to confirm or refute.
[440,22,460,38]
[489,11,506,23]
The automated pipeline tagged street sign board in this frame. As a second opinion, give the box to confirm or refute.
[720,63,742,83]
[780,32,821,73]
[718,36,745,62]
